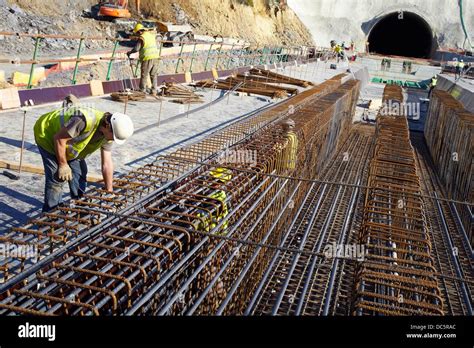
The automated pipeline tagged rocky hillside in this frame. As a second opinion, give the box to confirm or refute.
[1,0,313,57]
[139,0,314,46]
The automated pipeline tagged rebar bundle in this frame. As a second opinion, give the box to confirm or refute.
[195,68,316,99]
[247,124,375,316]
[353,85,444,316]
[424,89,473,247]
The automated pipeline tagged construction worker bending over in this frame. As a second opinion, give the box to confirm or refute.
[195,167,231,235]
[34,100,134,212]
[280,119,298,171]
[193,167,232,311]
[127,23,161,96]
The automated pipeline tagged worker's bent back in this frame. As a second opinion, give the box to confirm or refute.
[34,107,105,161]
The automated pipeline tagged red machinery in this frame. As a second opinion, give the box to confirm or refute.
[99,0,132,18]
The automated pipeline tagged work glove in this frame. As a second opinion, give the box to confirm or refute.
[57,164,72,181]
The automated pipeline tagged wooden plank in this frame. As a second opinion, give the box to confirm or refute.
[0,160,103,182]
[90,79,104,96]
[0,87,21,109]
[184,71,192,83]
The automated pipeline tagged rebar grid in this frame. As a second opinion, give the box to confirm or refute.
[0,73,347,286]
[352,85,444,316]
[0,74,349,315]
[248,124,375,316]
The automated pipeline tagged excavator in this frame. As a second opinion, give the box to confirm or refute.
[97,0,138,19]
[84,1,133,20]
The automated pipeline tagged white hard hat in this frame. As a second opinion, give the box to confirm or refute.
[110,112,134,145]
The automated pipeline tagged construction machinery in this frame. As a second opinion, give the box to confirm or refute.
[143,20,194,47]
[98,0,132,19]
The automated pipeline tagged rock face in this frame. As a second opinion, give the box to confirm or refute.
[139,0,314,46]
[1,0,115,57]
[1,0,314,58]
[288,0,474,53]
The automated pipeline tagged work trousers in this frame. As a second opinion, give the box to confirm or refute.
[139,58,160,93]
[38,146,88,212]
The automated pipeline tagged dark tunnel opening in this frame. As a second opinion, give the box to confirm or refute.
[368,12,434,59]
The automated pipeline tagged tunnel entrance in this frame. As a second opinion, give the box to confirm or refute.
[368,11,433,58]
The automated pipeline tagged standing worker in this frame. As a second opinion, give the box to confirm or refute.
[458,59,465,78]
[280,119,298,171]
[34,97,134,212]
[334,44,344,63]
[428,75,437,98]
[452,58,459,78]
[127,23,161,96]
[453,58,466,79]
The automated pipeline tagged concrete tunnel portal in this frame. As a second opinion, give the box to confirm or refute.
[368,11,434,59]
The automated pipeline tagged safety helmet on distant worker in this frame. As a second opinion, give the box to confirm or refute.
[133,22,145,33]
[110,112,134,145]
[210,167,232,183]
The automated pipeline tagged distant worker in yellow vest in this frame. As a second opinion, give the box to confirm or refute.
[34,97,134,212]
[195,167,231,235]
[458,59,465,78]
[454,59,466,79]
[281,119,298,171]
[428,75,437,98]
[127,23,161,96]
[194,167,232,311]
[334,44,344,63]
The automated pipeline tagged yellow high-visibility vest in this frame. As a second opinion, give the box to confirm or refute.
[34,107,106,160]
[195,190,229,235]
[282,131,298,170]
[139,31,160,61]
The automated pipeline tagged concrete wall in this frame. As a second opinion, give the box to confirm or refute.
[287,0,474,51]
